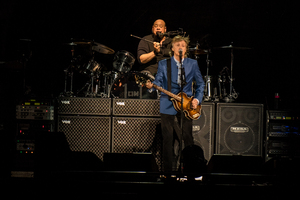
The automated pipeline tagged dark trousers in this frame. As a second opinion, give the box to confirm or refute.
[160,113,194,172]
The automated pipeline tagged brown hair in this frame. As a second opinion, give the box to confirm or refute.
[169,35,190,57]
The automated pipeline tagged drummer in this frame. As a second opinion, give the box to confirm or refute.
[137,19,172,76]
[137,19,172,99]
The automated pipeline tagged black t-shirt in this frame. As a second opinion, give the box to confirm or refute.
[137,34,172,75]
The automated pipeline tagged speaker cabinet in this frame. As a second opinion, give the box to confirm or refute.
[57,115,111,160]
[216,103,263,156]
[192,102,215,162]
[57,97,111,115]
[112,117,162,169]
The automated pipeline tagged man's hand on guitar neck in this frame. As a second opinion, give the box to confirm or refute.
[145,80,153,89]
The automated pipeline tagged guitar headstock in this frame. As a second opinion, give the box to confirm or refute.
[134,72,155,85]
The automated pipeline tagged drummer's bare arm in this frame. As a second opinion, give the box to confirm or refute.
[139,42,160,64]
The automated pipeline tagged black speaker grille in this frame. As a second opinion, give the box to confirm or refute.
[216,103,263,156]
[112,117,162,170]
[112,99,160,116]
[57,97,111,115]
[57,116,111,160]
[192,102,215,162]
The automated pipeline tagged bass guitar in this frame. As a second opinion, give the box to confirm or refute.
[135,73,201,120]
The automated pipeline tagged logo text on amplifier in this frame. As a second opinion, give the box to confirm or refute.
[230,127,249,133]
[117,120,126,124]
[116,102,125,106]
[62,120,71,124]
[61,101,70,104]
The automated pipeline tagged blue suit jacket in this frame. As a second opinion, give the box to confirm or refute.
[152,57,205,115]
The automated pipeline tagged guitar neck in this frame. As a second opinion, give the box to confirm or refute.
[153,84,181,101]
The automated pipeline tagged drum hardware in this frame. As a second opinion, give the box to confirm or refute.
[60,39,116,98]
[189,42,208,58]
[109,71,146,99]
[203,75,220,102]
[191,44,213,102]
[112,50,135,73]
[103,71,120,98]
[61,44,77,97]
[92,42,115,55]
[213,42,251,102]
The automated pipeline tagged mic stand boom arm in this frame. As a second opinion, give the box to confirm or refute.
[130,34,162,47]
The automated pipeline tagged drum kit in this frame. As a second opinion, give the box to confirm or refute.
[189,41,252,102]
[61,37,251,102]
[61,39,136,98]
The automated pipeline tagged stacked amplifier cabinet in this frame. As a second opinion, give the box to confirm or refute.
[215,103,264,156]
[111,98,162,170]
[57,97,111,161]
[13,99,54,176]
[265,110,300,162]
[192,102,215,162]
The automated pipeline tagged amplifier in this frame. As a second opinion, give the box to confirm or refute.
[16,105,54,120]
[18,98,53,106]
[216,103,264,156]
[192,102,215,162]
[57,97,111,115]
[57,115,111,160]
[268,110,299,120]
[265,110,300,161]
[111,117,162,170]
[17,120,55,137]
[112,98,160,117]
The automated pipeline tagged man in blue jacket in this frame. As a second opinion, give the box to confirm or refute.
[146,35,205,173]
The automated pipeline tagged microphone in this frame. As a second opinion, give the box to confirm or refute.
[179,49,183,57]
[157,29,185,37]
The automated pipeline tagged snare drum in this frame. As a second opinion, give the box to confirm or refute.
[80,60,102,75]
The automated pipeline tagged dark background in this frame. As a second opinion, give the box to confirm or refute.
[0,0,299,120]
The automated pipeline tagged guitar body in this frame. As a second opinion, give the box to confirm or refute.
[134,73,201,120]
[170,92,202,120]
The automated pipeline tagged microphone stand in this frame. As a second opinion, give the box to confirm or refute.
[178,51,186,174]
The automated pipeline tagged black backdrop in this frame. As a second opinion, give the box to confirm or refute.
[0,1,299,111]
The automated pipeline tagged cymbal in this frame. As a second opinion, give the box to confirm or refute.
[73,41,93,45]
[189,47,208,55]
[71,38,93,45]
[214,44,252,50]
[92,42,115,54]
[63,42,78,46]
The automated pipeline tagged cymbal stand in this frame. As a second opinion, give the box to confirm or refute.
[84,72,97,97]
[61,46,75,97]
[229,47,234,102]
[224,44,239,102]
[203,50,212,101]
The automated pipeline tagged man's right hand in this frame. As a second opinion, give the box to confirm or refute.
[153,42,161,53]
[139,42,161,64]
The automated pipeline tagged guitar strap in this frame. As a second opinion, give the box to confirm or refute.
[167,58,171,100]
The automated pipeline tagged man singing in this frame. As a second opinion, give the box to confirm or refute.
[146,35,205,173]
